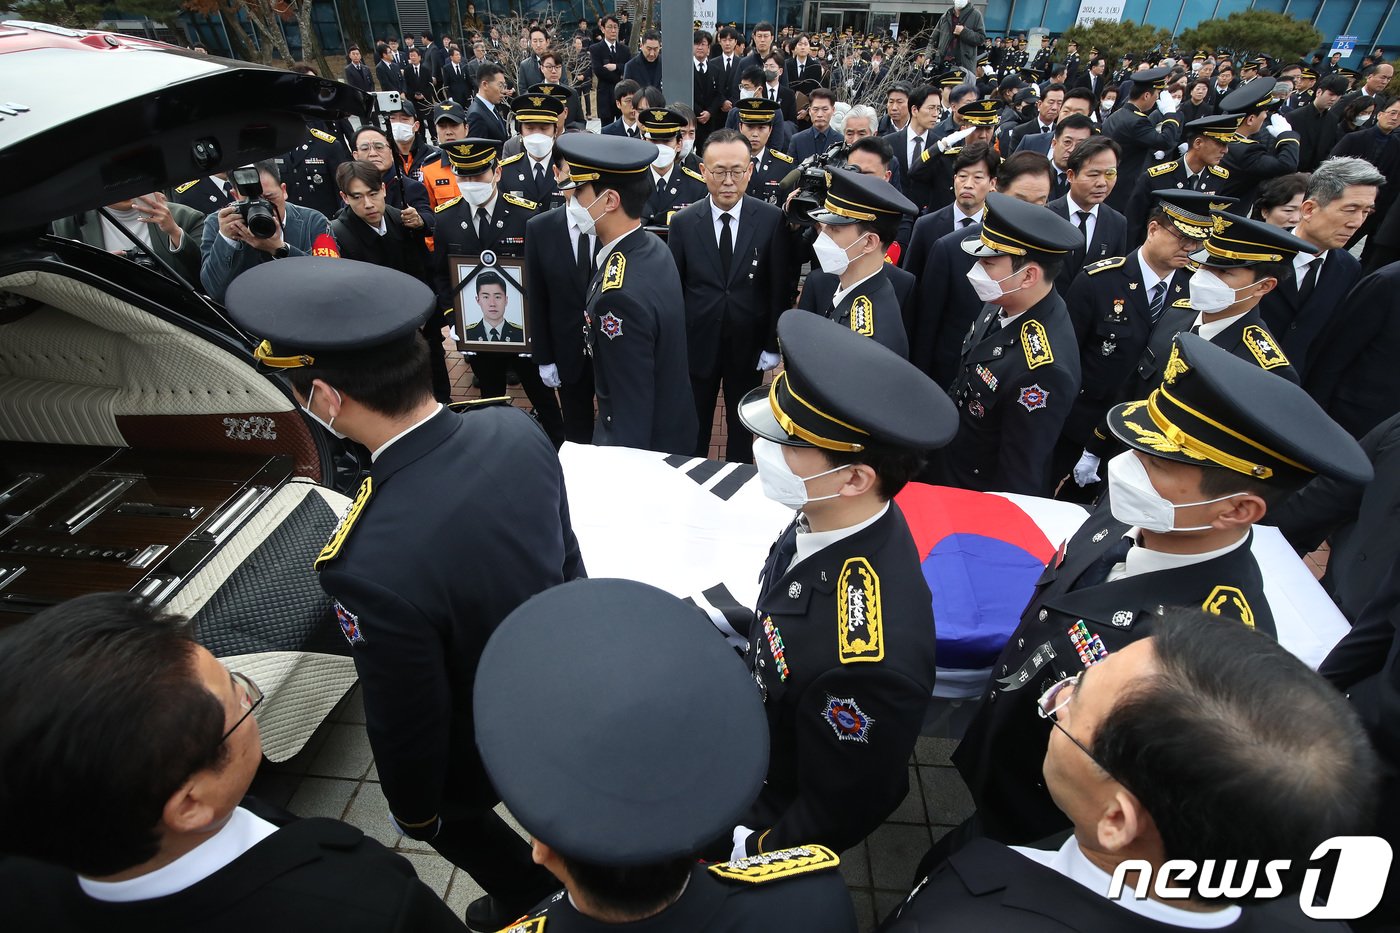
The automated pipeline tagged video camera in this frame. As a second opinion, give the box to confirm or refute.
[227,166,278,240]
[785,143,852,225]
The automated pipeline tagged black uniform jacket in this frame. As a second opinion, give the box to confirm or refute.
[800,266,914,351]
[746,146,794,205]
[524,207,592,384]
[430,192,538,317]
[317,406,584,824]
[1125,157,1229,243]
[810,268,910,358]
[939,290,1082,495]
[642,164,709,227]
[881,838,1348,932]
[0,814,464,932]
[585,226,698,454]
[1100,105,1181,212]
[1062,254,1193,447]
[952,500,1273,844]
[742,505,936,856]
[669,195,792,380]
[500,151,563,211]
[1219,127,1301,210]
[503,852,858,932]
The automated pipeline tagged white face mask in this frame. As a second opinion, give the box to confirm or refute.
[966,262,1027,302]
[302,385,347,439]
[739,88,756,100]
[457,179,495,206]
[752,438,850,510]
[652,142,677,169]
[680,137,696,160]
[521,133,554,159]
[390,122,416,143]
[812,231,866,276]
[1106,452,1241,533]
[566,189,606,235]
[1188,267,1257,314]
[1354,115,1372,127]
[953,0,969,8]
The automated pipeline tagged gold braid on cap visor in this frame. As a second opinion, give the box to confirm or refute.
[769,371,869,452]
[254,340,313,369]
[1146,384,1312,480]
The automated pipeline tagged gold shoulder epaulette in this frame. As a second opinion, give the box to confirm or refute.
[1171,297,1192,308]
[602,251,626,292]
[682,165,705,182]
[1208,164,1230,178]
[494,916,545,933]
[1021,319,1054,369]
[503,192,539,210]
[435,197,462,212]
[309,127,337,144]
[708,845,840,884]
[1241,325,1290,370]
[1085,256,1126,275]
[771,148,794,163]
[1147,160,1179,177]
[1203,585,1256,628]
[315,477,372,570]
[500,152,525,166]
[174,179,200,194]
[448,396,513,412]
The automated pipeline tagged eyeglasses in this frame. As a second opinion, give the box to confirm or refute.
[1036,673,1113,777]
[356,143,391,152]
[706,168,749,180]
[221,670,264,743]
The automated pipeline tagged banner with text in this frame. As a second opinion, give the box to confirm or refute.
[1075,0,1128,26]
[695,0,717,33]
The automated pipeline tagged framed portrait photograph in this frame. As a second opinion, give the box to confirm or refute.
[451,249,530,353]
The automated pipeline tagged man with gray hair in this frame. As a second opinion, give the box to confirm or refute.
[843,103,880,143]
[1259,156,1381,382]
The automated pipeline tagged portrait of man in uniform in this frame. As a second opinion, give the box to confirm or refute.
[455,260,529,349]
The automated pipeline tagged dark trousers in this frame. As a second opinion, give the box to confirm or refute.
[556,367,596,444]
[691,336,761,462]
[597,86,619,125]
[430,807,558,906]
[424,321,452,403]
[470,352,566,447]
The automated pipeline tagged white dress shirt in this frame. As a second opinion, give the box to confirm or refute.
[792,503,889,569]
[908,130,928,166]
[1104,527,1250,584]
[1136,250,1167,295]
[373,403,445,461]
[710,197,744,245]
[1067,194,1099,244]
[1188,310,1241,342]
[831,268,882,310]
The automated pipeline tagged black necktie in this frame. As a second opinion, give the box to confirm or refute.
[1075,210,1091,237]
[959,217,974,228]
[768,87,776,101]
[1148,280,1168,323]
[222,181,233,199]
[1298,256,1323,303]
[1073,535,1134,590]
[719,212,734,277]
[657,174,667,193]
[911,135,923,165]
[577,232,592,282]
[489,328,500,341]
[476,207,490,240]
[766,520,800,587]
[699,62,706,74]
[534,162,546,191]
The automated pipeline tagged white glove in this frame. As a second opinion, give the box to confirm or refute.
[1268,112,1292,135]
[1155,92,1179,115]
[757,350,781,372]
[1178,142,1189,155]
[730,825,755,861]
[938,126,975,152]
[538,363,561,388]
[1073,451,1102,487]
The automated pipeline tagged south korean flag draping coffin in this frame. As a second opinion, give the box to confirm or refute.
[559,444,1349,699]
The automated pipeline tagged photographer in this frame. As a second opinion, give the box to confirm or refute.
[199,160,334,303]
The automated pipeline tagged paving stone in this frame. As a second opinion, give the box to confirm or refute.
[331,684,366,724]
[400,851,456,897]
[866,822,931,892]
[444,869,488,919]
[873,889,909,927]
[286,776,356,820]
[341,780,400,847]
[849,889,876,933]
[920,765,975,827]
[305,722,375,780]
[913,735,957,766]
[839,841,871,887]
[885,766,926,823]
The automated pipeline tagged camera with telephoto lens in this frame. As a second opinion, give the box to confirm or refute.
[785,143,852,225]
[228,166,278,240]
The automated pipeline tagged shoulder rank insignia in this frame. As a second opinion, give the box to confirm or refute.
[770,148,794,163]
[174,179,200,194]
[837,557,883,663]
[1208,164,1230,178]
[1171,297,1193,308]
[682,165,705,182]
[849,295,875,337]
[1203,585,1255,628]
[1021,319,1054,369]
[448,396,513,412]
[309,127,337,144]
[499,151,525,166]
[496,917,546,933]
[708,845,840,883]
[1241,325,1289,370]
[1147,160,1179,177]
[434,196,462,213]
[1085,256,1125,275]
[601,252,626,292]
[503,192,538,210]
[315,476,372,570]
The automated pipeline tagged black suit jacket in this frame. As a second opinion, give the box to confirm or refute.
[884,838,1346,932]
[465,95,508,141]
[1258,247,1361,380]
[589,39,629,93]
[0,813,466,933]
[1290,100,1336,171]
[669,196,791,379]
[402,62,433,104]
[343,61,374,93]
[783,57,824,87]
[1304,261,1400,439]
[953,500,1273,843]
[440,61,473,103]
[884,128,934,213]
[1047,196,1128,292]
[375,58,403,92]
[319,408,583,822]
[910,221,983,386]
[691,60,722,135]
[328,205,429,285]
[525,208,593,384]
